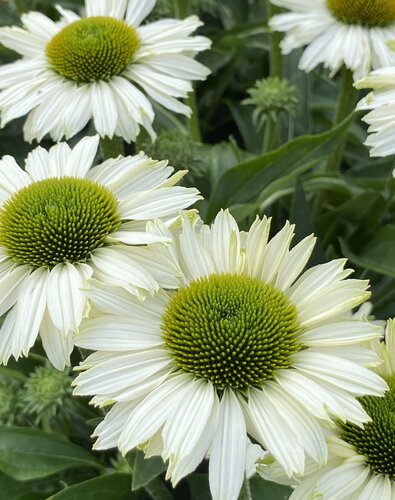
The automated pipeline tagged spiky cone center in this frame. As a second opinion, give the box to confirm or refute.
[0,177,120,268]
[161,273,302,390]
[340,375,395,479]
[46,16,140,83]
[327,0,395,27]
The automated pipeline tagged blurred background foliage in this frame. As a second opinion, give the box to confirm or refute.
[0,0,394,498]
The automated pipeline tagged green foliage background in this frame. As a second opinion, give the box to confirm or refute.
[0,0,394,498]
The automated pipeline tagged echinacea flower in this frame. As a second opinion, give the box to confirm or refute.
[0,0,211,143]
[355,68,395,157]
[269,0,395,80]
[73,210,386,500]
[259,319,395,500]
[0,135,200,369]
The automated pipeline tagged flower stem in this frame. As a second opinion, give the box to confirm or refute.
[263,114,280,153]
[325,67,359,172]
[264,4,283,151]
[268,4,283,79]
[144,477,173,500]
[100,136,125,160]
[239,477,252,500]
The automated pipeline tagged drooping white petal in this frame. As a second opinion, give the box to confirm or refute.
[118,374,193,455]
[246,387,305,476]
[39,310,73,370]
[209,390,247,500]
[46,263,90,332]
[12,267,48,358]
[162,379,215,461]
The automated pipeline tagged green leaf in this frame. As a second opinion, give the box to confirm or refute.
[188,473,211,500]
[340,226,395,278]
[49,473,135,500]
[290,179,327,266]
[129,450,166,491]
[250,476,291,499]
[205,114,354,222]
[0,427,101,481]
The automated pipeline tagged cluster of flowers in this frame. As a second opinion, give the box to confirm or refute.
[0,0,395,499]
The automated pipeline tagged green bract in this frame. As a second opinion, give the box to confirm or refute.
[0,177,120,268]
[46,17,140,82]
[161,273,301,389]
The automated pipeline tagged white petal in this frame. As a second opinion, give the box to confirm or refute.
[209,390,247,500]
[13,267,48,359]
[39,310,73,370]
[46,263,90,332]
[316,462,370,499]
[293,351,388,396]
[162,379,214,460]
[118,374,192,454]
[126,0,156,26]
[74,349,171,396]
[75,315,162,351]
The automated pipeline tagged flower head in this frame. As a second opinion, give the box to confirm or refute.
[242,77,299,129]
[73,210,386,500]
[0,135,200,370]
[269,0,395,80]
[259,319,395,500]
[0,0,211,142]
[21,365,71,423]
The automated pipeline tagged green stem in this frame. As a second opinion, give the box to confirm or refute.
[144,477,173,500]
[268,4,283,78]
[100,136,124,160]
[187,91,202,142]
[238,477,252,500]
[325,67,359,172]
[262,114,280,153]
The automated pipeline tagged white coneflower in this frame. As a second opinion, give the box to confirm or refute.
[73,210,386,500]
[0,135,200,369]
[0,0,211,142]
[269,0,395,80]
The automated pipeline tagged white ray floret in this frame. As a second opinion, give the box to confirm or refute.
[74,210,386,500]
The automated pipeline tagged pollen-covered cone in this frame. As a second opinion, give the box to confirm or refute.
[0,0,211,143]
[269,0,395,80]
[0,135,200,370]
[355,67,395,157]
[259,319,395,500]
[73,210,386,500]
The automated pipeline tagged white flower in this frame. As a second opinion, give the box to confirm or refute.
[258,320,395,500]
[73,210,386,500]
[0,135,200,370]
[354,67,395,157]
[0,0,211,143]
[269,0,395,80]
